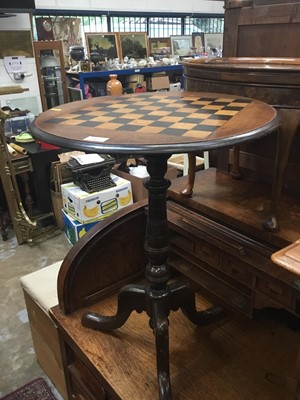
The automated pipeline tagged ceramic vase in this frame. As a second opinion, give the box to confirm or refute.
[106,74,123,96]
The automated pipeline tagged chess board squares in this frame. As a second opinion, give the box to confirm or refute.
[84,111,110,117]
[135,126,167,134]
[157,116,184,123]
[182,130,212,139]
[107,103,131,109]
[139,105,163,111]
[199,104,225,111]
[216,109,240,116]
[124,119,156,127]
[47,116,90,126]
[199,118,227,127]
[94,122,124,130]
[155,98,179,104]
[175,107,209,114]
[61,118,90,126]
[125,100,160,106]
[148,110,173,117]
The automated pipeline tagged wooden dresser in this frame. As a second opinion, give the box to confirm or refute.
[167,171,300,319]
[49,201,300,399]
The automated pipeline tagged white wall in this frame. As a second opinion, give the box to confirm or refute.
[0,14,42,115]
[35,0,224,14]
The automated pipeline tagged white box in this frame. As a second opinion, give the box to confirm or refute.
[169,82,181,92]
[61,174,133,223]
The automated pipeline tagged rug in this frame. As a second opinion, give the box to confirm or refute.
[0,378,57,400]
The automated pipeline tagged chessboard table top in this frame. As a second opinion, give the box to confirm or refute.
[30,91,278,155]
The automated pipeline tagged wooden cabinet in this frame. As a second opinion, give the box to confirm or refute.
[167,170,300,319]
[223,0,300,57]
[33,40,69,111]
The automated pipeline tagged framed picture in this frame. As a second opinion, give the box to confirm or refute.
[170,35,192,56]
[204,33,223,53]
[192,32,205,53]
[0,30,34,58]
[149,37,171,56]
[85,33,119,61]
[118,32,148,59]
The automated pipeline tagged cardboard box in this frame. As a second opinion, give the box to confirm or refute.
[127,81,147,92]
[61,174,133,223]
[62,210,99,245]
[113,166,177,202]
[169,82,181,92]
[50,190,64,230]
[147,76,170,91]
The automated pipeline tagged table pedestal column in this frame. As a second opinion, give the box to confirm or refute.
[82,154,226,400]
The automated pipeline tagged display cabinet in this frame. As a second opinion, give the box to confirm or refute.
[34,40,69,111]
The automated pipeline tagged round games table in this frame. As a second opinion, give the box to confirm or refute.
[30,91,278,400]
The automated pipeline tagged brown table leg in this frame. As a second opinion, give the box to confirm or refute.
[179,152,197,197]
[81,154,226,400]
[263,109,299,231]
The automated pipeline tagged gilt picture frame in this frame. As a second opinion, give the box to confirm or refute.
[149,37,171,56]
[85,33,120,61]
[118,32,148,59]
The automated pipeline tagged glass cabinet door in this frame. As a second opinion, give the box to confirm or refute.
[34,40,69,111]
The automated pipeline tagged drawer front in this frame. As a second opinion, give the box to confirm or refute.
[256,277,293,308]
[11,158,33,174]
[222,258,254,289]
[170,232,193,253]
[68,359,107,400]
[194,240,221,269]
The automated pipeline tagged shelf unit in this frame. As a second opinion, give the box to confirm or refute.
[33,40,69,111]
[67,64,183,98]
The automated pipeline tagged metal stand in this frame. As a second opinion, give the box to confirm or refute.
[0,110,55,244]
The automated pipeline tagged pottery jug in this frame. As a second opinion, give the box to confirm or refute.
[106,74,122,96]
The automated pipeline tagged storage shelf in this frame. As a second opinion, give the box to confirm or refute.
[67,65,183,98]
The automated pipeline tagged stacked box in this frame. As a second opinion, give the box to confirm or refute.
[61,174,133,223]
[62,210,99,245]
[113,166,177,202]
[169,82,181,92]
[146,76,170,91]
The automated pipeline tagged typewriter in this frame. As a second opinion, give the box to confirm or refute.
[67,154,116,193]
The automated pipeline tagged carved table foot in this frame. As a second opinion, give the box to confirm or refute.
[82,280,226,400]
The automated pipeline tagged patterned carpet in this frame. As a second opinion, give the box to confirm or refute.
[0,378,57,400]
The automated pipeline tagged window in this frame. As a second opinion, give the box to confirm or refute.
[33,13,223,38]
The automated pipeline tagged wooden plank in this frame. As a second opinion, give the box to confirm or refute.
[0,86,29,95]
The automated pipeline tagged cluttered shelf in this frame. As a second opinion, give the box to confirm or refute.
[67,64,183,98]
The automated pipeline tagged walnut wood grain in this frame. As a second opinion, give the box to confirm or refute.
[51,289,298,400]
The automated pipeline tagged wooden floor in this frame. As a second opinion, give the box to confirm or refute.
[52,289,299,400]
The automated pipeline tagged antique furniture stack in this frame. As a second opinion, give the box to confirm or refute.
[21,1,300,399]
[30,89,278,399]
